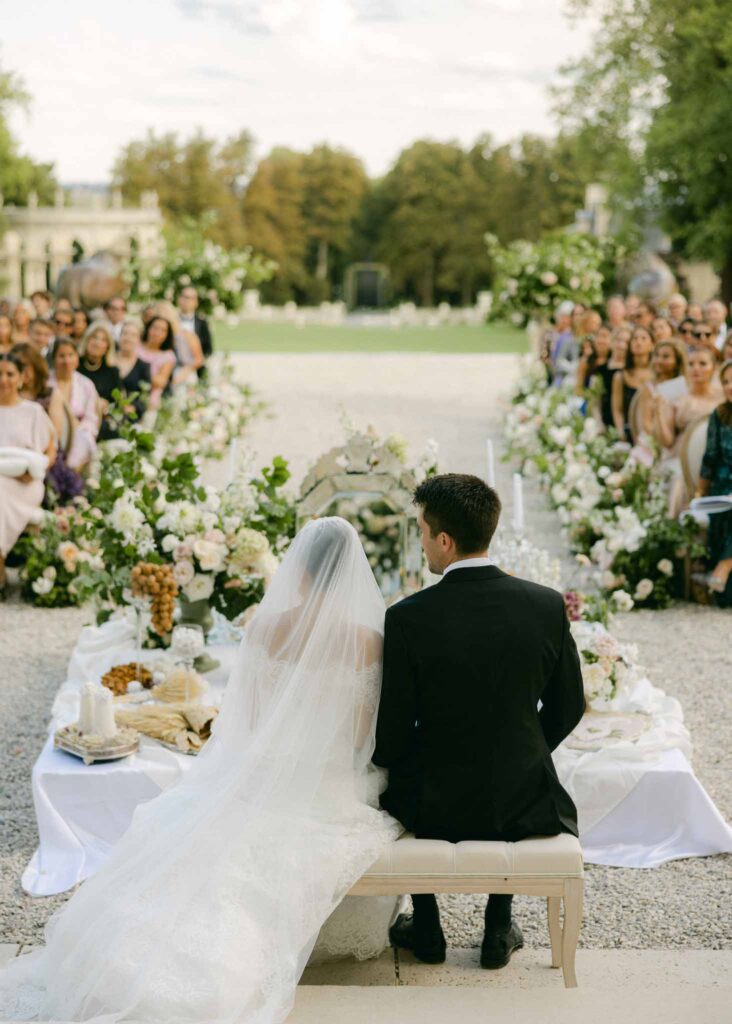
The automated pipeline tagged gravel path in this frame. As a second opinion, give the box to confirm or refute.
[1,353,729,950]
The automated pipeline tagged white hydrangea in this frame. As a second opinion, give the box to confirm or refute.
[184,573,215,602]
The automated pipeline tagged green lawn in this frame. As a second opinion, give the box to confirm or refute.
[215,321,527,354]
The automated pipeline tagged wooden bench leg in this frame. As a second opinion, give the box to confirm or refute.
[547,896,562,968]
[561,878,583,988]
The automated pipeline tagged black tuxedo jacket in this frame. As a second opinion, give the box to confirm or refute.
[194,315,213,357]
[373,566,585,842]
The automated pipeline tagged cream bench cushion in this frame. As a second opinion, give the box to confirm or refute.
[364,833,583,878]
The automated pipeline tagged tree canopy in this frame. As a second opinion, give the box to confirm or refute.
[555,0,732,295]
[0,65,56,206]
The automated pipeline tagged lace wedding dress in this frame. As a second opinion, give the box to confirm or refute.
[0,518,403,1023]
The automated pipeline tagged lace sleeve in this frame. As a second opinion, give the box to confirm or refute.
[353,663,382,752]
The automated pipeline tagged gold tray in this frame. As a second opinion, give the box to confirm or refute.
[54,727,140,766]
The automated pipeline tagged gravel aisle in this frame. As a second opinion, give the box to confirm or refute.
[1,352,729,949]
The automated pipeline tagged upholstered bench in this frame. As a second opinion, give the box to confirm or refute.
[349,833,583,988]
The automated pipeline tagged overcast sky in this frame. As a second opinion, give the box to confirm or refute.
[3,0,594,184]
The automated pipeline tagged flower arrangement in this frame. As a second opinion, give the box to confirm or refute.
[485,231,625,327]
[570,620,642,709]
[126,217,276,317]
[18,416,295,639]
[503,364,703,608]
[153,357,265,461]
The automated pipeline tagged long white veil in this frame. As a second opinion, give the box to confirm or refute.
[1,517,401,1024]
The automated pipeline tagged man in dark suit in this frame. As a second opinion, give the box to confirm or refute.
[373,474,585,969]
[177,285,213,374]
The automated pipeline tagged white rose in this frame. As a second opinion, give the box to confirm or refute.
[31,576,54,596]
[612,589,634,612]
[111,497,145,537]
[161,534,179,553]
[634,578,654,601]
[540,271,558,286]
[569,276,581,289]
[43,565,57,581]
[657,559,673,576]
[184,573,215,602]
[193,538,227,573]
[173,559,195,587]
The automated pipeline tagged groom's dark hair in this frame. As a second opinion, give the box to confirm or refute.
[414,474,501,555]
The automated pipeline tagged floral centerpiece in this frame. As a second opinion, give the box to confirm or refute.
[485,231,624,328]
[570,620,641,709]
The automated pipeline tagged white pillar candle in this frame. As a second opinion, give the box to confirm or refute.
[94,686,118,740]
[512,472,525,533]
[78,682,96,734]
[227,437,239,485]
[485,439,496,489]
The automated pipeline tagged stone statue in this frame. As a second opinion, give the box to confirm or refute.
[56,250,127,309]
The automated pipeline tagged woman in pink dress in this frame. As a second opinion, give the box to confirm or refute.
[139,316,177,408]
[48,339,100,472]
[0,352,55,595]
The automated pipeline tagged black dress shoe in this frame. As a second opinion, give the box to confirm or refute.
[389,913,447,964]
[480,921,524,969]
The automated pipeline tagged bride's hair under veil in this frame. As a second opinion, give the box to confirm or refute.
[0,516,401,1024]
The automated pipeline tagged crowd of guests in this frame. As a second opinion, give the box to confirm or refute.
[0,287,214,597]
[542,292,732,604]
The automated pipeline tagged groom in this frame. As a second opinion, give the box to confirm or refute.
[373,474,585,968]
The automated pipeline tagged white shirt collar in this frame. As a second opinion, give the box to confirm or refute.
[443,555,494,576]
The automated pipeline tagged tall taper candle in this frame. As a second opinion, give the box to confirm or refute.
[486,439,496,488]
[94,686,118,740]
[78,682,96,734]
[512,472,525,533]
[227,437,239,485]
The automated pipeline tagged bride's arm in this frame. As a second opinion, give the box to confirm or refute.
[353,627,383,750]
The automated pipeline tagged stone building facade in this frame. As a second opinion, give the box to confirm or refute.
[0,188,163,298]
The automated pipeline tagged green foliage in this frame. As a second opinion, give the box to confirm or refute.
[0,63,56,206]
[112,128,254,249]
[556,0,732,288]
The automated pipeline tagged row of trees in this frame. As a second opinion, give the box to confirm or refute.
[0,67,56,206]
[114,130,605,306]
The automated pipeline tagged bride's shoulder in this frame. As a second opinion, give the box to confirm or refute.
[356,625,383,670]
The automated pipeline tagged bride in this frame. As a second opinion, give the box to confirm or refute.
[1,517,403,1023]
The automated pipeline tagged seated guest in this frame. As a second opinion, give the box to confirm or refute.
[611,326,654,440]
[52,307,75,340]
[652,347,721,453]
[687,301,703,321]
[605,295,627,329]
[78,322,121,409]
[152,300,204,383]
[639,340,687,437]
[704,299,728,351]
[693,321,722,360]
[71,308,90,343]
[0,314,12,355]
[104,297,127,343]
[632,301,656,329]
[678,317,698,350]
[177,284,213,370]
[665,293,687,328]
[722,331,732,364]
[78,322,122,440]
[625,294,641,320]
[575,324,611,394]
[140,316,177,406]
[549,302,578,386]
[117,320,152,419]
[28,318,56,360]
[651,316,674,343]
[595,327,630,428]
[695,360,732,601]
[0,353,56,596]
[49,340,99,472]
[11,300,33,344]
[30,289,54,319]
[12,343,83,501]
[141,303,157,327]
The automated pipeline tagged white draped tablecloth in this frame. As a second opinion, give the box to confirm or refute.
[22,619,732,897]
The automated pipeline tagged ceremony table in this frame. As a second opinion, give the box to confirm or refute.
[22,618,732,897]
